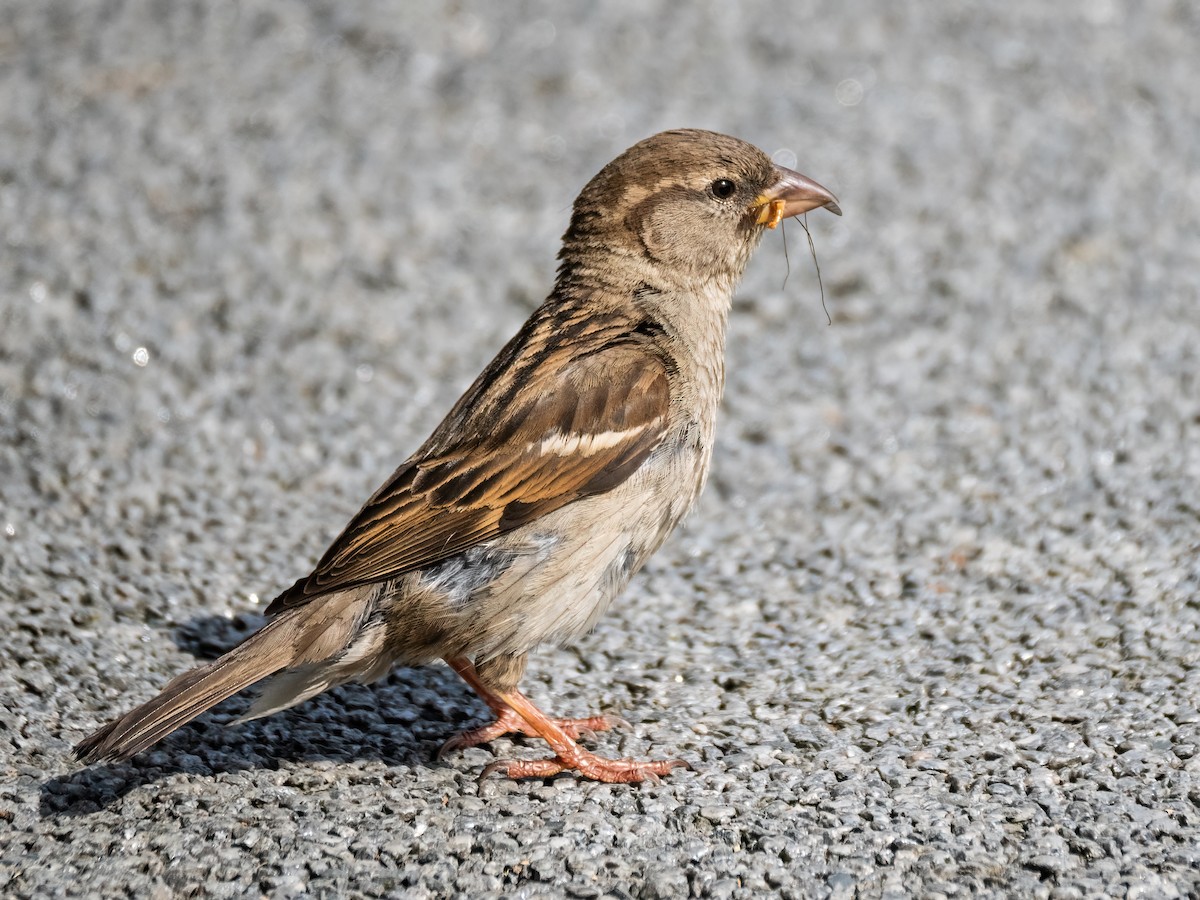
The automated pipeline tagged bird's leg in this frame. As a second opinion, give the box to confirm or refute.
[479,687,689,784]
[439,656,627,758]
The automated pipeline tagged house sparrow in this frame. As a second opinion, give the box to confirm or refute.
[74,129,840,783]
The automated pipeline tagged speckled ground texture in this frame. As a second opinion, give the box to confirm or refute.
[2,1,1198,897]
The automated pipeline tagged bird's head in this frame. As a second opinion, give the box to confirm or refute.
[560,129,840,292]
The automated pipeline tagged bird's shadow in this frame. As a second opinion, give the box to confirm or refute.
[40,612,494,819]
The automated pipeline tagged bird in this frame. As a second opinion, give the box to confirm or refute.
[74,128,841,783]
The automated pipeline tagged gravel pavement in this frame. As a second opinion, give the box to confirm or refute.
[2,2,1199,897]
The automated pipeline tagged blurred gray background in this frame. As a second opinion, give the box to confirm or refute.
[2,1,1198,897]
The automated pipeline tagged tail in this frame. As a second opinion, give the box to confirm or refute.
[75,589,373,764]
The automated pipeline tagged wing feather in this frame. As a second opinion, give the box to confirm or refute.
[267,320,670,613]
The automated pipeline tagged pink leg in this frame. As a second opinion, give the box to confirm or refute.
[439,657,627,759]
[480,687,689,784]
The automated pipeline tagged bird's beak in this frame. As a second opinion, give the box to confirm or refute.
[754,165,842,229]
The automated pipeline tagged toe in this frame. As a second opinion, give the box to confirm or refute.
[480,757,569,781]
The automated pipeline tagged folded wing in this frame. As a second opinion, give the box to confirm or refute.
[268,325,670,613]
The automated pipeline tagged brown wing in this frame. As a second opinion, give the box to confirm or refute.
[267,332,670,613]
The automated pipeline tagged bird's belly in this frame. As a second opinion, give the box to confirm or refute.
[423,444,705,660]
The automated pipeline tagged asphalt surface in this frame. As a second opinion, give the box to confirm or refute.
[2,1,1199,897]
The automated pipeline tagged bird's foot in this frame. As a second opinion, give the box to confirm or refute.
[439,708,628,758]
[443,656,686,784]
[482,751,689,784]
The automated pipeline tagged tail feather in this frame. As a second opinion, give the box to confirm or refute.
[73,617,295,764]
[234,619,391,724]
[74,589,372,764]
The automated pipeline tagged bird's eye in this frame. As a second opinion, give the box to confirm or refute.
[710,178,737,200]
